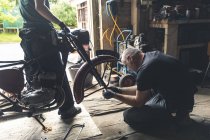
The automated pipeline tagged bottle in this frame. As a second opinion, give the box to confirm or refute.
[195,8,200,18]
[186,9,191,19]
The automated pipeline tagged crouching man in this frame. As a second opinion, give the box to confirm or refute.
[103,47,197,129]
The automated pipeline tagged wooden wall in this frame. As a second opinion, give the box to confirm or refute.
[98,0,131,51]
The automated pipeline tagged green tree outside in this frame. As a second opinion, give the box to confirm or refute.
[0,0,77,27]
[50,0,77,28]
[0,0,77,42]
[0,0,19,23]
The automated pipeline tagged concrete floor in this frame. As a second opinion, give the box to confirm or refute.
[81,86,210,140]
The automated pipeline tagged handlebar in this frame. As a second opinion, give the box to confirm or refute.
[57,29,90,54]
[58,29,78,41]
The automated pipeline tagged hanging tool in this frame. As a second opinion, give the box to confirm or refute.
[63,123,85,140]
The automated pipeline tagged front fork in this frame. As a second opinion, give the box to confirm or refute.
[76,45,108,89]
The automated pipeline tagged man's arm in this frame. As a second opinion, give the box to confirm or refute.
[113,89,151,107]
[34,0,61,25]
[119,85,137,96]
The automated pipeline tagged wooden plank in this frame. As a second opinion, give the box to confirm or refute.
[88,0,100,57]
[179,43,206,49]
[131,0,140,35]
[82,93,136,139]
[149,22,168,29]
[0,104,101,140]
[164,24,179,57]
[150,19,210,27]
[99,0,115,50]
[99,0,131,50]
[83,97,130,116]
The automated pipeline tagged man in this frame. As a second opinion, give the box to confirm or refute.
[103,47,196,129]
[19,0,81,119]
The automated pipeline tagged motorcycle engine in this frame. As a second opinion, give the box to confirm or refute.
[21,72,58,107]
[31,72,57,89]
[21,88,56,108]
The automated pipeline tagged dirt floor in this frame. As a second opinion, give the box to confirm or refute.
[81,86,210,140]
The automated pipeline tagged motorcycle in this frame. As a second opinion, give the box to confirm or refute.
[0,29,119,130]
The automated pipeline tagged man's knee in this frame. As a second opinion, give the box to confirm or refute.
[123,107,153,129]
[123,107,148,125]
[123,109,130,124]
[123,106,171,127]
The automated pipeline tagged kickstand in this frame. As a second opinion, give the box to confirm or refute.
[34,115,52,133]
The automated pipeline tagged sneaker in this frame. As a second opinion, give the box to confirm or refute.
[58,106,81,119]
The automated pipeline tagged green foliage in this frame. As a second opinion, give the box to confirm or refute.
[0,0,15,10]
[51,0,77,27]
[0,0,21,23]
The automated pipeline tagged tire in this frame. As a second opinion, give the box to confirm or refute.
[119,74,136,87]
[73,55,118,104]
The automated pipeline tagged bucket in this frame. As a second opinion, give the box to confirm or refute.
[68,64,93,87]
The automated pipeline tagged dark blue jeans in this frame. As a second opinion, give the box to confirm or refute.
[123,93,172,129]
[19,28,74,112]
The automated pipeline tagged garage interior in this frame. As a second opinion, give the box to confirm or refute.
[1,0,210,139]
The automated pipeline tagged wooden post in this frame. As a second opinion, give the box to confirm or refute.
[98,0,114,50]
[88,0,100,56]
[164,24,179,58]
[131,0,140,35]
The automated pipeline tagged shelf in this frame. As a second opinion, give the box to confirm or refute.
[150,19,210,28]
[150,18,210,58]
[179,43,206,49]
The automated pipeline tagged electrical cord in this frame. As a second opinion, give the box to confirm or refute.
[108,5,125,41]
[102,1,125,47]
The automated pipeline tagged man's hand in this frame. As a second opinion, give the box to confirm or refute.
[102,86,122,99]
[102,89,117,99]
[59,22,70,33]
[107,86,122,93]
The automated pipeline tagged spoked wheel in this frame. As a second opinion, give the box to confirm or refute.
[73,55,118,104]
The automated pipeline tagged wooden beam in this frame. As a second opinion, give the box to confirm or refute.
[99,0,114,50]
[88,0,100,56]
[131,0,140,35]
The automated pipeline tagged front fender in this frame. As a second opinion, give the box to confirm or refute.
[73,55,118,103]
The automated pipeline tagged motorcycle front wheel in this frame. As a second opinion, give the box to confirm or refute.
[73,55,118,104]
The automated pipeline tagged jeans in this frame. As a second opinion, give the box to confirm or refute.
[123,93,172,129]
[19,28,74,111]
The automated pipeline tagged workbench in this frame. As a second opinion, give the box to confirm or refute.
[150,19,210,58]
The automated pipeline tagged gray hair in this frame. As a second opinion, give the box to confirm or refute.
[121,47,141,62]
